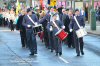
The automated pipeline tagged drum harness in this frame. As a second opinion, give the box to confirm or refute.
[27,15,36,26]
[52,21,60,30]
[27,15,43,34]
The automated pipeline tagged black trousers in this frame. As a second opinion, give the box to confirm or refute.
[44,31,49,48]
[20,30,26,47]
[48,31,54,50]
[26,29,37,54]
[54,37,62,53]
[73,31,84,54]
[67,32,75,48]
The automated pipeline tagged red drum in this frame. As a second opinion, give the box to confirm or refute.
[55,29,68,41]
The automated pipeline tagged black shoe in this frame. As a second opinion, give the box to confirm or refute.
[59,52,62,56]
[72,46,75,48]
[56,53,58,56]
[81,51,84,55]
[51,50,53,52]
[34,52,37,54]
[30,53,34,56]
[77,54,80,56]
[68,46,71,48]
[22,46,25,48]
[48,47,50,49]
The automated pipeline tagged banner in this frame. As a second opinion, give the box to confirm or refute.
[50,0,56,7]
[40,0,44,9]
[16,0,20,15]
[48,0,50,4]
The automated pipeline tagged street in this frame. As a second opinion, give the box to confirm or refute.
[0,27,100,66]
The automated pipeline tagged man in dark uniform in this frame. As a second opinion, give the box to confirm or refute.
[39,11,49,48]
[39,11,50,49]
[22,8,39,55]
[69,9,85,56]
[39,7,55,52]
[47,13,65,56]
[16,10,27,48]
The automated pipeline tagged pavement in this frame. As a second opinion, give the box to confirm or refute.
[85,21,100,35]
[0,27,100,66]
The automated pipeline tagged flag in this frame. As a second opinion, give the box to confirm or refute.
[40,0,44,10]
[50,0,56,7]
[48,0,50,4]
[16,0,20,15]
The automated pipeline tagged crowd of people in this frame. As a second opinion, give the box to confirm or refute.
[0,6,86,57]
[96,7,100,21]
[0,8,17,31]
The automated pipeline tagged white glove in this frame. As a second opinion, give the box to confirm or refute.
[34,22,38,26]
[70,29,73,32]
[50,26,53,31]
[62,26,65,29]
[80,26,83,29]
[27,25,31,28]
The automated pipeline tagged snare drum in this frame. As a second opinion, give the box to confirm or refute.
[33,24,43,34]
[55,29,68,41]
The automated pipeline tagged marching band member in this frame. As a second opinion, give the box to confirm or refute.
[39,10,49,44]
[47,7,55,51]
[47,13,65,56]
[69,9,85,56]
[22,8,39,56]
[39,7,55,51]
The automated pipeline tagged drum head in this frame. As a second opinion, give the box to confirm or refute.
[55,29,62,36]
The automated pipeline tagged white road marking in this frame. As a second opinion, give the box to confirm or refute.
[0,30,18,31]
[0,30,11,31]
[59,57,69,64]
[0,30,19,33]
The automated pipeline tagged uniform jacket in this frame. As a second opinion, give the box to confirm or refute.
[22,14,39,29]
[69,15,85,31]
[39,12,51,24]
[47,20,64,35]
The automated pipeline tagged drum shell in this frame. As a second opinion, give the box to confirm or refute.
[56,30,68,41]
[33,25,43,34]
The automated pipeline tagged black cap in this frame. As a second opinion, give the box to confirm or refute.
[27,8,32,13]
[75,9,79,12]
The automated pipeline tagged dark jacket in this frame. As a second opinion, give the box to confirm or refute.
[62,14,70,32]
[22,14,39,29]
[69,15,85,31]
[39,12,51,24]
[16,15,25,31]
[47,20,64,34]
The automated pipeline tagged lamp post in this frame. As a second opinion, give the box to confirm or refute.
[90,0,96,30]
[71,0,73,9]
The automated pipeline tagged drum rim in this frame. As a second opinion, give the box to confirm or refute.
[55,29,62,36]
[33,24,42,27]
